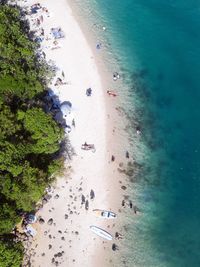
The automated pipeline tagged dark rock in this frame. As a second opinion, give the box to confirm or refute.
[65,214,68,219]
[45,194,52,200]
[121,185,127,190]
[49,244,52,249]
[48,218,53,225]
[39,217,45,224]
[57,252,62,257]
[54,194,59,199]
[42,198,48,204]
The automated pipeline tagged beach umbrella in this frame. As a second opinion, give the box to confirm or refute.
[60,101,72,117]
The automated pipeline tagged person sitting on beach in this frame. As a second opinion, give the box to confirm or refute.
[113,72,120,81]
[53,40,58,46]
[115,232,123,240]
[65,125,71,133]
[72,118,75,128]
[107,90,117,97]
[55,77,62,86]
[86,88,92,96]
[54,77,67,86]
[96,43,102,49]
[112,243,119,251]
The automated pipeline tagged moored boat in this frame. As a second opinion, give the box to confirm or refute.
[90,225,113,240]
[93,209,117,219]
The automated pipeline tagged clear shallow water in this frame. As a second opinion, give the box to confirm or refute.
[71,1,200,266]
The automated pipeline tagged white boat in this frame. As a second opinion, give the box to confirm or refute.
[90,226,113,240]
[93,209,117,219]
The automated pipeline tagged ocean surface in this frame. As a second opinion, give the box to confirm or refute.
[70,1,200,266]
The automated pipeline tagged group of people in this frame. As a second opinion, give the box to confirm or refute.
[28,3,77,135]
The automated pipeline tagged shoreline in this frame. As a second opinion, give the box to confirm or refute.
[19,0,132,266]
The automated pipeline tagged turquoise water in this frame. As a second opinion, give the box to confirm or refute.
[71,1,200,266]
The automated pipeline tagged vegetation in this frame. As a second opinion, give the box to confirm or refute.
[0,3,64,266]
[0,238,23,267]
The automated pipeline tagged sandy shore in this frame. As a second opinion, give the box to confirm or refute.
[18,0,132,266]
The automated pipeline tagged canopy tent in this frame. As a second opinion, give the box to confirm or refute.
[51,27,65,39]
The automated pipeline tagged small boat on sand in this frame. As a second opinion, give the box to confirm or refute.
[93,209,117,219]
[90,226,113,240]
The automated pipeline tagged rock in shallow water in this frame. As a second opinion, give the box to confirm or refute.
[121,185,127,190]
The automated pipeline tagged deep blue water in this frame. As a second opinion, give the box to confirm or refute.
[71,0,200,266]
[92,1,200,266]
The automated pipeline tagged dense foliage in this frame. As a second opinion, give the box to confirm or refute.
[0,239,23,267]
[0,3,64,266]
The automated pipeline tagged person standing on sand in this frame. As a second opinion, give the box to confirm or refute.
[85,200,89,210]
[111,155,115,162]
[72,118,75,128]
[90,189,95,200]
[81,194,85,205]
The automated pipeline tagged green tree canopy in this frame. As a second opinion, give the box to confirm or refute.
[19,108,63,154]
[0,203,20,235]
[0,5,48,99]
[0,3,65,265]
[0,239,23,267]
[1,163,46,211]
[0,104,21,140]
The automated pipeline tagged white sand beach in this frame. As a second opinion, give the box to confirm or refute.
[19,0,132,266]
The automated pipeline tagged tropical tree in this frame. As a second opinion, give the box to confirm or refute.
[19,108,63,154]
[0,239,23,267]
